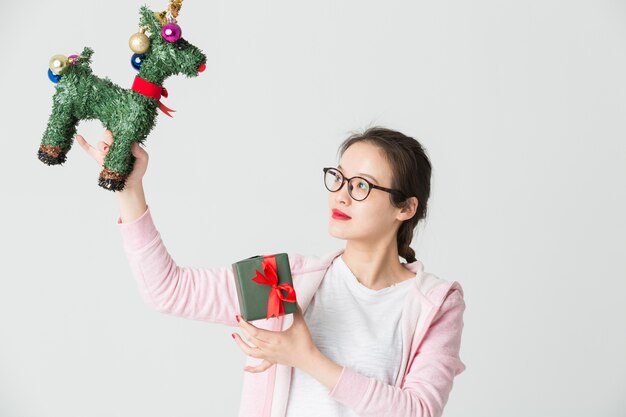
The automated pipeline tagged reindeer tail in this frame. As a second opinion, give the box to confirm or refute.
[61,47,94,77]
[75,47,94,66]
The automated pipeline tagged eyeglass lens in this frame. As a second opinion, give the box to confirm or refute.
[324,169,371,200]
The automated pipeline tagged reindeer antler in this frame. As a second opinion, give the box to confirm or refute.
[168,0,183,19]
[153,0,184,26]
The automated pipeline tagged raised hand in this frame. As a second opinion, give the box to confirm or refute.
[74,130,149,191]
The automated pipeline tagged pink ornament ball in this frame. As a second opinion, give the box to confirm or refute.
[161,23,182,43]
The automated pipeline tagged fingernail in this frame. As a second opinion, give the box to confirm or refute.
[231,333,236,339]
[236,315,240,322]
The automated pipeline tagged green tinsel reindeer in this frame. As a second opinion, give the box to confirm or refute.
[38,2,206,191]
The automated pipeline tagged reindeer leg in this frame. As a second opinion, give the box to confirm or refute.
[38,107,79,165]
[98,134,135,191]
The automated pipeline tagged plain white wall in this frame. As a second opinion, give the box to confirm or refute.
[1,0,625,416]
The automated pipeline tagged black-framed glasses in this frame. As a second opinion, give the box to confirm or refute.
[322,167,408,201]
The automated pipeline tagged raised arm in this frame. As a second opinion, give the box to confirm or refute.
[117,204,239,326]
[76,130,239,326]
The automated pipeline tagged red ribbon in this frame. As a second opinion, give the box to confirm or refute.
[131,75,176,118]
[251,255,297,320]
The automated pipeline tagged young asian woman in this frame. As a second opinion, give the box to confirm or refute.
[75,126,466,417]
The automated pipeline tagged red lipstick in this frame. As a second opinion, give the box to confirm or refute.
[332,209,351,220]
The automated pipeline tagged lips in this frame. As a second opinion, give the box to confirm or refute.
[332,209,351,220]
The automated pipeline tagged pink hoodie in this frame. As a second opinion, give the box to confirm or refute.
[117,206,466,417]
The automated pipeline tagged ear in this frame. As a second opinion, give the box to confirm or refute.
[138,5,163,38]
[397,196,419,222]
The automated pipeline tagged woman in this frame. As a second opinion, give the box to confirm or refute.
[75,126,466,417]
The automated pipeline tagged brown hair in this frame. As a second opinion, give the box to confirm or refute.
[338,126,432,263]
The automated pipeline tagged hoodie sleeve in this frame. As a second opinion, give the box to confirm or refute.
[117,205,239,326]
[327,286,466,417]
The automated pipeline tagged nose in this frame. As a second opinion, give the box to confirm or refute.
[198,63,206,73]
[335,179,351,205]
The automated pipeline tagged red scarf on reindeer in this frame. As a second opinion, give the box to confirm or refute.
[131,75,176,117]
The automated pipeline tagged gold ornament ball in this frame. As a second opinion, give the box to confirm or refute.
[49,54,69,75]
[129,32,150,54]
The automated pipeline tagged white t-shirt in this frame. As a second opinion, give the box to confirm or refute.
[284,255,417,417]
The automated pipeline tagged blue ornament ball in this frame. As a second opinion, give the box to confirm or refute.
[48,68,61,84]
[131,53,145,71]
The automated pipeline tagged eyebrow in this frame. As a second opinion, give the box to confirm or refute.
[337,164,379,184]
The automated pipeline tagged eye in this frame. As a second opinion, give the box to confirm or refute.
[357,180,368,190]
[173,38,189,50]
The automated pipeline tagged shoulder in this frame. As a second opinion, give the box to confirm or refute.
[286,248,343,275]
[410,260,465,309]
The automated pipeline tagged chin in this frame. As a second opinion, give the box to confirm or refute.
[328,222,351,240]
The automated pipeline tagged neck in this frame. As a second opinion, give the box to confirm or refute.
[137,59,168,86]
[341,234,415,291]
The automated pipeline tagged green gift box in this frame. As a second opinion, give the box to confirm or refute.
[231,253,297,321]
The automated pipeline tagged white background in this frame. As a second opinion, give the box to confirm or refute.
[1,0,625,416]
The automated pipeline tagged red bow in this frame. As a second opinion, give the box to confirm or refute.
[131,75,176,117]
[251,255,297,320]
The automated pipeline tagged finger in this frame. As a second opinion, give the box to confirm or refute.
[131,142,148,159]
[74,134,92,151]
[74,134,102,162]
[240,327,269,349]
[97,141,110,153]
[103,130,114,146]
[238,318,271,343]
[232,333,263,359]
[244,359,275,373]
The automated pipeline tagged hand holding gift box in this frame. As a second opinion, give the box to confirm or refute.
[232,253,297,321]
[232,254,331,374]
